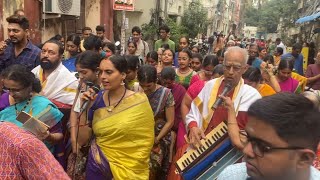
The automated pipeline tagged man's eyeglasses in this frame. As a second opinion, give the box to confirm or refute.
[240,132,305,158]
[223,64,243,72]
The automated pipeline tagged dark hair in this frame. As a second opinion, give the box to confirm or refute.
[6,15,29,30]
[160,43,170,50]
[179,36,189,45]
[160,67,176,81]
[263,54,274,65]
[212,64,224,75]
[106,55,128,74]
[83,34,102,51]
[96,25,105,32]
[132,26,141,34]
[248,93,320,151]
[203,55,219,67]
[276,47,283,55]
[1,64,41,93]
[137,65,157,83]
[276,38,281,42]
[278,57,294,71]
[292,43,302,50]
[192,53,203,63]
[179,48,192,59]
[75,50,101,71]
[191,46,199,52]
[82,27,92,33]
[217,49,226,58]
[243,67,262,83]
[43,39,64,55]
[159,24,170,33]
[127,40,137,49]
[102,42,116,54]
[163,48,175,59]
[50,34,63,41]
[258,46,266,52]
[125,55,140,71]
[146,51,158,62]
[67,34,81,47]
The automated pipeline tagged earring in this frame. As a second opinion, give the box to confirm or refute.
[120,80,125,86]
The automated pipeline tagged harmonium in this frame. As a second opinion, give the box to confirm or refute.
[175,121,243,180]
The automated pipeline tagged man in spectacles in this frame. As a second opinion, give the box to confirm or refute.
[218,93,320,180]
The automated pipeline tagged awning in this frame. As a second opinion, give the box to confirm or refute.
[296,11,320,24]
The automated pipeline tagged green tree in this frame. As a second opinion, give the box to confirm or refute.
[181,0,208,38]
[243,0,299,33]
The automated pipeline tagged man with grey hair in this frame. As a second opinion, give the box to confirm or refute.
[185,46,261,148]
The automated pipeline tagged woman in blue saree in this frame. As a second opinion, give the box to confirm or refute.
[62,34,81,72]
[0,65,63,154]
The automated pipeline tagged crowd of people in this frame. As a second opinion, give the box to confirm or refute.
[0,12,320,180]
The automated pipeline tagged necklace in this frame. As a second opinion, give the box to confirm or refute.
[106,87,127,112]
[14,97,32,115]
[178,68,191,75]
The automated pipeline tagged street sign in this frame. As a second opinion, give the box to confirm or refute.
[113,0,134,11]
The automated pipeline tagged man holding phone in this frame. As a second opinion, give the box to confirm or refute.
[0,15,40,73]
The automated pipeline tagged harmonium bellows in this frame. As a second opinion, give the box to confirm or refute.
[175,121,243,180]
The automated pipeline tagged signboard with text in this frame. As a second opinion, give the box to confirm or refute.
[113,0,134,11]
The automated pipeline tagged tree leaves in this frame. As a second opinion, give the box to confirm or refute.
[243,0,299,33]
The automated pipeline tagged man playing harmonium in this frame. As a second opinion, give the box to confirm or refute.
[168,46,261,179]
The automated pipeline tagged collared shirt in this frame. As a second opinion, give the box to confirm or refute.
[217,162,320,180]
[0,40,41,72]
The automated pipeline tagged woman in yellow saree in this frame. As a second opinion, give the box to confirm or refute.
[81,56,154,180]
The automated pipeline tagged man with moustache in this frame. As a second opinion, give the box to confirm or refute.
[218,93,320,180]
[186,46,261,148]
[32,40,78,106]
[0,15,40,72]
[167,47,261,179]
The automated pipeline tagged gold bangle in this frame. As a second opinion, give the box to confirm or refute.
[227,122,238,125]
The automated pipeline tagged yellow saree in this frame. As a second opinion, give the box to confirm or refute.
[92,92,154,180]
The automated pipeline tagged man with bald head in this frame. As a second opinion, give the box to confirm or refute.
[186,46,261,148]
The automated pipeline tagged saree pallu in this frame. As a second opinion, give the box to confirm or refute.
[148,87,175,180]
[87,92,154,180]
[0,95,63,152]
[279,77,301,93]
[258,83,276,97]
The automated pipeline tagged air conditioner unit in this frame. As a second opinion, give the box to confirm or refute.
[43,0,80,16]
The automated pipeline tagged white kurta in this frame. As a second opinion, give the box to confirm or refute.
[185,77,261,130]
[32,63,78,105]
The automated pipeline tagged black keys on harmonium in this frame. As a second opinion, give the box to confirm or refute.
[175,122,228,173]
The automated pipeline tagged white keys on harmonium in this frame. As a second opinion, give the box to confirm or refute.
[176,122,228,173]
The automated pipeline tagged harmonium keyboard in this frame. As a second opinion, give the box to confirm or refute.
[175,121,243,180]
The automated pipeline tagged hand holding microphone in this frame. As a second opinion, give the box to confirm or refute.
[80,84,100,113]
[212,83,233,110]
[0,39,10,54]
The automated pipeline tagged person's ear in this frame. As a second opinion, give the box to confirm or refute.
[296,149,315,169]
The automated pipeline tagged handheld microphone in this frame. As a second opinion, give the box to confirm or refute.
[79,84,100,113]
[211,83,233,110]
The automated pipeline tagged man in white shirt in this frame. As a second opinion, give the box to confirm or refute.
[32,40,78,107]
[218,93,320,180]
[131,26,149,61]
[276,38,286,54]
